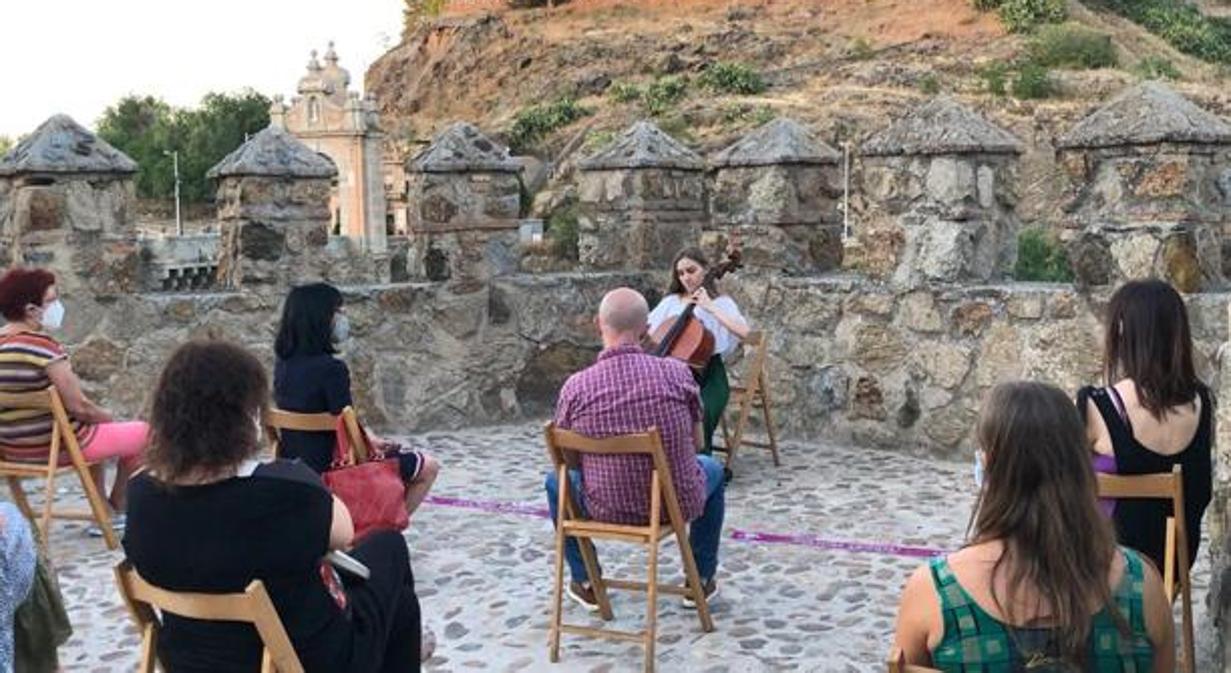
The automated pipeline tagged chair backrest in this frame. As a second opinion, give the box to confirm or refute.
[113,560,304,673]
[543,422,686,526]
[264,406,367,462]
[0,386,81,458]
[886,647,943,673]
[1095,464,1187,599]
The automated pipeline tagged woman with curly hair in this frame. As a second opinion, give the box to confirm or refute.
[123,340,423,672]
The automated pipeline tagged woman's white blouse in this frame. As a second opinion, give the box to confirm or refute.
[647,294,747,360]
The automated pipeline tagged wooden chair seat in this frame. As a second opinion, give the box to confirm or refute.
[545,423,714,673]
[114,560,303,673]
[0,387,119,552]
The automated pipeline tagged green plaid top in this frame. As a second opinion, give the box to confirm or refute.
[928,547,1154,672]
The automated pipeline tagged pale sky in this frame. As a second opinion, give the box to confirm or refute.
[1,0,405,139]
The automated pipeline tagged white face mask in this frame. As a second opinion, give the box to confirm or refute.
[40,300,65,331]
[331,314,350,345]
[973,450,986,490]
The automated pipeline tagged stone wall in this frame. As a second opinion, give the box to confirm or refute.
[577,167,706,270]
[1058,143,1230,291]
[62,273,1226,459]
[708,163,843,273]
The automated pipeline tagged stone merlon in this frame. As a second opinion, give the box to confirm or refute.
[409,122,520,173]
[860,97,1022,157]
[0,114,138,176]
[710,117,840,168]
[1057,81,1231,150]
[579,120,704,171]
[206,125,338,179]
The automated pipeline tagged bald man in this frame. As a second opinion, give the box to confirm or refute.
[545,287,725,610]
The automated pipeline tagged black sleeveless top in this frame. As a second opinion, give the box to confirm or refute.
[1076,384,1213,572]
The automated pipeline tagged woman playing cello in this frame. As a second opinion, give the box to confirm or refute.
[648,247,749,459]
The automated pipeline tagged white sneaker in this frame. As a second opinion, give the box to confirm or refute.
[87,513,125,538]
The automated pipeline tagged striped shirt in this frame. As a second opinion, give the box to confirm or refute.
[0,331,94,464]
[554,343,705,524]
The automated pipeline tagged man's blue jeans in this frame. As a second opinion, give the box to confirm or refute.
[544,454,725,583]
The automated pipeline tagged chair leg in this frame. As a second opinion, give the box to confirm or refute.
[39,465,57,550]
[643,533,660,673]
[718,415,734,469]
[75,460,118,550]
[1179,564,1195,673]
[260,648,274,673]
[7,476,35,526]
[673,518,714,632]
[577,536,614,621]
[760,381,781,467]
[549,508,567,662]
[139,623,158,673]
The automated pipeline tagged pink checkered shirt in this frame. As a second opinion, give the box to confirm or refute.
[554,342,705,525]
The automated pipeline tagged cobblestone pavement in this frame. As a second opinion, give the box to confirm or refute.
[18,423,1215,672]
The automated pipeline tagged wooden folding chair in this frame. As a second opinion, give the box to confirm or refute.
[1097,465,1194,673]
[715,329,779,472]
[544,422,714,673]
[264,406,368,462]
[0,387,119,552]
[114,559,303,673]
[886,646,943,672]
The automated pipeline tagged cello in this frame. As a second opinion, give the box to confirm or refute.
[650,244,743,371]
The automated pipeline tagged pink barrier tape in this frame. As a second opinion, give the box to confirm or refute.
[423,495,948,558]
[730,529,945,558]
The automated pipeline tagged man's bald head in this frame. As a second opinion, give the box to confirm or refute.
[598,287,649,344]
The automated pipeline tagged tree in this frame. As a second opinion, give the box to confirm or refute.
[97,96,176,199]
[96,90,270,204]
[0,135,13,157]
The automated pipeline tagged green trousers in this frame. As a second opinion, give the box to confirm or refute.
[699,355,729,455]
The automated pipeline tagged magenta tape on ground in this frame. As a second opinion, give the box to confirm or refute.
[424,495,946,559]
[729,529,945,559]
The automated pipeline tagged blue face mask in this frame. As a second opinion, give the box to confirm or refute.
[331,314,350,345]
[974,450,985,490]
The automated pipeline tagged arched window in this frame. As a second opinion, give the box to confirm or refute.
[308,97,321,126]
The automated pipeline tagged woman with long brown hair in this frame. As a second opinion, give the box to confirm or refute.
[894,382,1172,670]
[648,247,749,460]
[1078,279,1212,572]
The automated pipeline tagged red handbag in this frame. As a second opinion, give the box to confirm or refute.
[322,416,409,542]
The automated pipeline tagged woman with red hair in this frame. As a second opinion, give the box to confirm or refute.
[0,267,148,533]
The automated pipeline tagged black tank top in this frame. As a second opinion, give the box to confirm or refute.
[1076,384,1213,572]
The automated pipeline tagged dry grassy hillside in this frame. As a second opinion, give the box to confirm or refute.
[367,0,1231,226]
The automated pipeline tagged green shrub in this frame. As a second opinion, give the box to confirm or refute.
[582,129,616,153]
[1015,228,1074,282]
[698,62,767,95]
[1011,62,1055,99]
[546,204,579,261]
[508,97,591,153]
[977,62,1010,95]
[1134,55,1181,79]
[609,80,642,103]
[918,73,941,95]
[1094,0,1231,65]
[644,76,689,115]
[656,114,696,143]
[848,36,876,60]
[1029,23,1118,69]
[719,103,775,126]
[973,0,1067,33]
